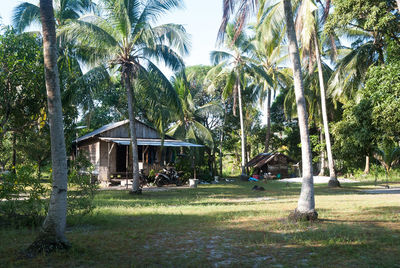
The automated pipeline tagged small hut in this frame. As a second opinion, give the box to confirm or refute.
[246,153,295,179]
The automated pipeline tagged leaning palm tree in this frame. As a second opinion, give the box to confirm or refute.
[210,23,271,175]
[61,0,189,193]
[26,0,69,255]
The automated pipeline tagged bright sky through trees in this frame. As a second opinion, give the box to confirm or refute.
[0,0,223,67]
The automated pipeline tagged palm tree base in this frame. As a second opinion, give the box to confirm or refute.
[328,178,341,188]
[129,189,142,195]
[24,232,70,258]
[288,208,318,222]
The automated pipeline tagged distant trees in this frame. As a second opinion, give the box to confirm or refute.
[0,29,47,174]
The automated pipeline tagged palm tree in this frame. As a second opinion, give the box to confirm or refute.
[26,0,69,256]
[253,28,291,152]
[219,0,316,219]
[286,0,339,186]
[210,24,271,175]
[166,74,216,178]
[61,0,189,193]
[167,74,215,148]
[282,0,317,219]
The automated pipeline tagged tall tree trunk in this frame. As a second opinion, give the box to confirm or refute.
[314,35,340,187]
[219,101,226,177]
[264,87,272,152]
[364,155,370,174]
[318,128,326,176]
[237,78,247,175]
[283,0,317,220]
[27,0,70,255]
[123,69,141,194]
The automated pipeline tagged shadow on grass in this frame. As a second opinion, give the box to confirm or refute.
[4,211,399,267]
[2,181,400,267]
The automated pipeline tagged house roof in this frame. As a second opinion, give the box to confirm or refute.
[99,138,204,147]
[75,120,130,143]
[246,153,294,168]
[75,120,203,147]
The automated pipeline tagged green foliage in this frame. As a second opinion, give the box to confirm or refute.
[363,62,400,142]
[373,141,400,176]
[332,99,375,171]
[326,0,399,40]
[0,164,48,227]
[0,28,46,137]
[67,155,98,216]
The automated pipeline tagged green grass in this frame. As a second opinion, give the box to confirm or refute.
[1,180,400,267]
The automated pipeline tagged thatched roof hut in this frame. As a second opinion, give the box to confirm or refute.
[246,153,295,179]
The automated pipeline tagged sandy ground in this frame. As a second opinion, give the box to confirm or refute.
[278,176,359,184]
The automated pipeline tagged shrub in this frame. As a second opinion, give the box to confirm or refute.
[67,155,98,216]
[0,164,48,227]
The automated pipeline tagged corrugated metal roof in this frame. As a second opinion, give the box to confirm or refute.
[99,138,204,147]
[75,120,129,143]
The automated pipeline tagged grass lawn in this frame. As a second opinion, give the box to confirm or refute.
[1,180,399,267]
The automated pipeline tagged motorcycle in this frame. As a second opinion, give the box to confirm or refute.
[154,166,181,187]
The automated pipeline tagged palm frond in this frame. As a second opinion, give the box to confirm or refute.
[12,2,40,33]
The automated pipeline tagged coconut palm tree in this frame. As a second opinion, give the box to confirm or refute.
[219,0,316,219]
[26,0,69,255]
[258,0,339,186]
[210,24,271,175]
[167,74,216,149]
[253,28,291,152]
[282,0,317,219]
[166,74,218,178]
[61,0,189,193]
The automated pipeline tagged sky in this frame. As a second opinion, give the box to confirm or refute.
[0,0,223,67]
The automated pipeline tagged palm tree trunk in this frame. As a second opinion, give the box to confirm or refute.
[27,0,69,255]
[313,35,339,187]
[123,69,140,194]
[219,101,226,177]
[318,128,326,176]
[237,78,247,175]
[283,0,317,220]
[264,87,272,152]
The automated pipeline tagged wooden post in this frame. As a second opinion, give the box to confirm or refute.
[107,142,110,182]
[126,145,128,189]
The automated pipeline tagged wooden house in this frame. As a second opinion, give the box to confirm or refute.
[74,120,202,184]
[246,153,295,179]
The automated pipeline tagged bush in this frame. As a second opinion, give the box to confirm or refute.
[67,155,98,216]
[0,164,48,227]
